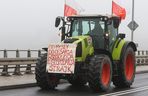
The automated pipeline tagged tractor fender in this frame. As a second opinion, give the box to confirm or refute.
[112,39,126,61]
[112,40,137,61]
[122,42,137,52]
[120,41,137,60]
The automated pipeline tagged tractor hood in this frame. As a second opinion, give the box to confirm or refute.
[63,36,91,58]
[63,35,92,45]
[63,35,93,61]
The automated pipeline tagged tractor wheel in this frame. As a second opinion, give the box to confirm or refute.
[112,46,135,88]
[88,54,112,92]
[35,53,59,90]
[68,76,87,86]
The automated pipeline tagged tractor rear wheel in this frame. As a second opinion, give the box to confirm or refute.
[35,53,59,90]
[88,54,112,92]
[112,46,135,88]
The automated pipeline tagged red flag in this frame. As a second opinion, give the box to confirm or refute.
[64,0,84,16]
[112,0,126,20]
[64,4,77,16]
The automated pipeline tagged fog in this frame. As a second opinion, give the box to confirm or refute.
[0,0,147,50]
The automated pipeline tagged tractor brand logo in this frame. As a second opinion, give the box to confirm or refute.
[47,43,76,74]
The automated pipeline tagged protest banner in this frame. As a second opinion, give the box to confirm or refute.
[46,43,76,74]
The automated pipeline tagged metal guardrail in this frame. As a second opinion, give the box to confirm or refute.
[0,58,37,65]
[0,49,43,76]
[136,50,148,66]
[0,49,148,76]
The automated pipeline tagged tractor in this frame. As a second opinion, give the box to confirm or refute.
[35,15,137,92]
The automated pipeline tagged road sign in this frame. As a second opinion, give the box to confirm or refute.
[128,21,139,31]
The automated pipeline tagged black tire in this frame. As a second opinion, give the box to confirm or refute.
[67,76,87,86]
[35,53,59,90]
[88,54,112,92]
[112,46,136,88]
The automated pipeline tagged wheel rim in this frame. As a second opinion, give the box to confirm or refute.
[125,53,134,81]
[101,63,111,86]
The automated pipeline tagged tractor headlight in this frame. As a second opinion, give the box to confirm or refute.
[105,33,109,37]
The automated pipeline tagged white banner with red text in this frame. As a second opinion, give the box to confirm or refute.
[46,43,77,74]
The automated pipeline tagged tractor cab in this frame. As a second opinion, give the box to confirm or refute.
[56,15,122,51]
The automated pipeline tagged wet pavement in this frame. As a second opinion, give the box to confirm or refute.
[0,73,148,96]
[0,66,147,88]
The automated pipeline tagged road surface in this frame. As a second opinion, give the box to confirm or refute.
[0,73,148,96]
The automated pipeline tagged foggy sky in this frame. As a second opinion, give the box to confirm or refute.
[0,0,147,50]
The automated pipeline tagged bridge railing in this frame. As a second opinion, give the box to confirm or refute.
[136,50,148,66]
[0,49,148,76]
[0,49,44,76]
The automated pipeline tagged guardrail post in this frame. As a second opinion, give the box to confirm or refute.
[138,51,140,56]
[146,51,148,55]
[136,51,140,65]
[146,51,148,64]
[38,50,41,57]
[1,49,10,76]
[142,51,144,55]
[13,49,22,75]
[25,49,33,74]
[141,51,145,65]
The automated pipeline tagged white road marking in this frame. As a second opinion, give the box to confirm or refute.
[101,85,148,96]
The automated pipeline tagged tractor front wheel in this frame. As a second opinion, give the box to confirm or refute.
[35,53,59,90]
[88,54,112,92]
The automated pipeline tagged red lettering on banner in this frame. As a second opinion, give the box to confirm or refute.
[48,48,74,65]
[48,65,72,73]
[47,44,76,73]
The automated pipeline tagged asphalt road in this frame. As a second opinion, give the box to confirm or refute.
[0,73,148,96]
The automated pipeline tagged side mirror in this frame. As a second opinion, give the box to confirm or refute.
[55,17,61,27]
[117,33,125,39]
[113,17,121,28]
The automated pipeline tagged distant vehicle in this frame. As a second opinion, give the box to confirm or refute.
[35,14,137,92]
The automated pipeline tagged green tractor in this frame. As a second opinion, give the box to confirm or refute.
[35,15,137,92]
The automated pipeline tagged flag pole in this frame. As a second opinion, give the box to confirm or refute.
[111,0,113,15]
[64,0,66,16]
[60,0,66,41]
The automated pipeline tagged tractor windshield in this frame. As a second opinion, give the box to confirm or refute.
[70,18,105,49]
[71,19,105,37]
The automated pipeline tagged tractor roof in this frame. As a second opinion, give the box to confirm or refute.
[68,14,120,20]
